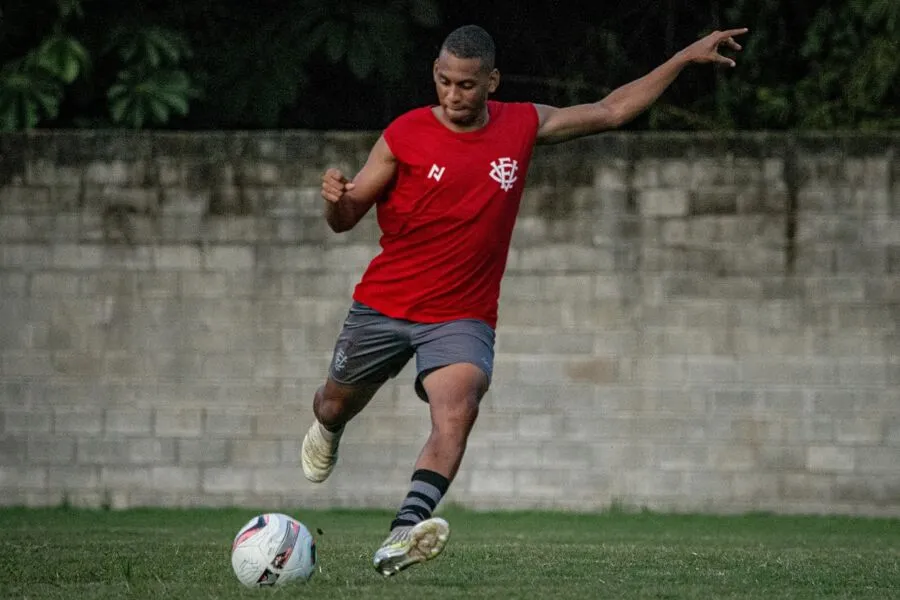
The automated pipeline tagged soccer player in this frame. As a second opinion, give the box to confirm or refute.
[301,24,747,576]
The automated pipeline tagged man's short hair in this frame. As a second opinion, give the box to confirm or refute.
[440,25,495,71]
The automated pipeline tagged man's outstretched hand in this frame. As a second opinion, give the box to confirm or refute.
[678,28,749,68]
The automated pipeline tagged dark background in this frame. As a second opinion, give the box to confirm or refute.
[1,0,898,131]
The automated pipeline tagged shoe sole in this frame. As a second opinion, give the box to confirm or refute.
[375,518,450,577]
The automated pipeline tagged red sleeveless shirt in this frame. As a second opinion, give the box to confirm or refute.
[352,101,540,328]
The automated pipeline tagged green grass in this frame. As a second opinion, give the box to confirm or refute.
[0,506,898,599]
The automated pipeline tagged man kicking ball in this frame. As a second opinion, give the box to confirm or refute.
[302,23,748,576]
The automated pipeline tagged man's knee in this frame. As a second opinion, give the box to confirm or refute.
[422,363,486,434]
[437,391,480,420]
[313,379,381,427]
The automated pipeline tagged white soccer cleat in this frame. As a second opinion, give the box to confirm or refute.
[300,421,342,483]
[372,517,450,576]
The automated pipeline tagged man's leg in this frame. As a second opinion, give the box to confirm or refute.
[373,319,494,576]
[372,364,487,576]
[301,378,382,483]
[411,363,487,479]
[301,301,414,483]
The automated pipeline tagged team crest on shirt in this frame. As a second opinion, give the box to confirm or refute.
[490,158,518,191]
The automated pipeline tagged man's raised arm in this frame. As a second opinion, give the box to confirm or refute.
[535,28,748,145]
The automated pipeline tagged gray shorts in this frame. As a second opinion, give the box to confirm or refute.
[328,301,495,401]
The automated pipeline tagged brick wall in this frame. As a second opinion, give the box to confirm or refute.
[0,131,897,515]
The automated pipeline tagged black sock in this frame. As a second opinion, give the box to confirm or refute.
[390,469,450,531]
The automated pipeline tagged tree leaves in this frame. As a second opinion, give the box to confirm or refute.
[298,0,438,82]
[712,0,899,130]
[107,26,193,69]
[187,0,441,128]
[0,61,64,130]
[794,0,900,129]
[196,17,307,128]
[107,68,195,129]
[0,2,88,131]
[33,34,90,84]
[100,22,198,129]
[2,0,897,131]
[0,0,199,130]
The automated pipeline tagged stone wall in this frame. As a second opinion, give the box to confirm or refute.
[0,130,897,515]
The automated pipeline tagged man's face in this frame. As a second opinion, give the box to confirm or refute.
[433,50,499,126]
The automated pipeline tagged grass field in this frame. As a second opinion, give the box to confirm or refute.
[0,506,898,599]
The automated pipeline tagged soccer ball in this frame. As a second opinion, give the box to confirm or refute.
[231,513,317,587]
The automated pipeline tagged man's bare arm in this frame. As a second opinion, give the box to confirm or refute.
[322,135,397,233]
[535,28,748,145]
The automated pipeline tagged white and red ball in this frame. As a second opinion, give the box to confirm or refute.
[231,513,317,587]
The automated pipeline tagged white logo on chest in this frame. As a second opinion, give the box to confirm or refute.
[428,164,445,181]
[490,158,518,191]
